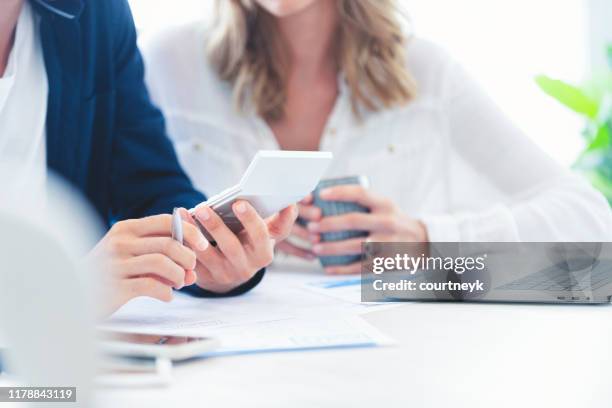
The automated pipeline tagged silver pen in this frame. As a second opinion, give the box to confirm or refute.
[171,207,184,245]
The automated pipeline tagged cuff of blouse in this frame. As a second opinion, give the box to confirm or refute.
[420,214,462,242]
[180,268,266,298]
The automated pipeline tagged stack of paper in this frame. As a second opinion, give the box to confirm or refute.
[102,266,397,356]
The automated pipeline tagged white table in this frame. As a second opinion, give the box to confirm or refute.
[99,301,612,407]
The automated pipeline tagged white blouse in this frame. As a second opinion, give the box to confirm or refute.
[141,22,612,242]
[0,2,47,200]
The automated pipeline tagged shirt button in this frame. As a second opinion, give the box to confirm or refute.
[328,127,337,137]
[193,142,203,152]
[387,144,395,153]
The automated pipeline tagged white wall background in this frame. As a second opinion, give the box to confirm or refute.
[128,0,609,166]
[587,0,612,70]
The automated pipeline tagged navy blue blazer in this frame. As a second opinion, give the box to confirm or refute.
[30,0,263,296]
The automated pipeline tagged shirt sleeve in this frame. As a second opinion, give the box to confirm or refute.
[106,0,265,296]
[181,269,266,298]
[108,0,205,219]
[422,53,612,242]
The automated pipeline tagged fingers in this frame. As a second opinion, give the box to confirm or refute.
[324,262,362,275]
[191,261,218,288]
[126,237,197,271]
[308,232,321,244]
[191,205,259,284]
[232,201,269,248]
[292,223,316,241]
[298,203,321,221]
[115,214,174,237]
[187,203,301,293]
[318,185,392,210]
[193,248,229,284]
[178,208,209,251]
[233,200,276,267]
[300,194,313,205]
[193,261,247,293]
[189,202,280,288]
[120,254,187,289]
[111,211,208,250]
[312,237,364,256]
[125,277,174,303]
[267,205,298,240]
[184,269,197,286]
[307,213,391,233]
[193,205,248,269]
[276,240,316,260]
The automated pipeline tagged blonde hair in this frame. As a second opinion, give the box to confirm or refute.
[207,0,416,121]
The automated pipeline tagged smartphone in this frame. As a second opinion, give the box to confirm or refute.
[311,176,370,267]
[99,331,219,361]
[190,150,333,241]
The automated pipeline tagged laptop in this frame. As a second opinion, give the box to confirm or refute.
[362,242,612,304]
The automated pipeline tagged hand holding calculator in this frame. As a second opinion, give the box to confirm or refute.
[170,150,334,294]
[188,150,333,242]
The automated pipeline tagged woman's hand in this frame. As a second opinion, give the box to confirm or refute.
[186,202,297,293]
[276,194,321,260]
[306,185,428,275]
[87,214,208,316]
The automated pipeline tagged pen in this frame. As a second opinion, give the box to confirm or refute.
[171,207,184,246]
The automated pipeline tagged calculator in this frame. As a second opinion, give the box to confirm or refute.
[190,150,333,242]
[311,176,370,267]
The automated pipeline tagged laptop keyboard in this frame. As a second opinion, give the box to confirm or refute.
[497,261,612,292]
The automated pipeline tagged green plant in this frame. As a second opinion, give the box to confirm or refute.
[535,45,612,205]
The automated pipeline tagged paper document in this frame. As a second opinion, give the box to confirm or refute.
[304,277,370,303]
[101,293,292,334]
[267,264,402,312]
[102,267,397,355]
[201,316,394,356]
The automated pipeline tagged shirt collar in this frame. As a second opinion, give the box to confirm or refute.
[30,0,84,20]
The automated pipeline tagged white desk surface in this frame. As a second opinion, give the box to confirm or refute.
[98,300,612,408]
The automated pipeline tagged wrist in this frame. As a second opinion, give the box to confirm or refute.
[186,269,266,298]
[195,280,241,295]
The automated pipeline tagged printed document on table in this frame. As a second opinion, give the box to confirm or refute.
[200,316,395,356]
[101,295,395,356]
[101,267,397,355]
[266,264,402,313]
[102,266,394,335]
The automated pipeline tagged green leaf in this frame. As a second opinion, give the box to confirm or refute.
[608,44,612,69]
[585,125,610,152]
[535,75,599,119]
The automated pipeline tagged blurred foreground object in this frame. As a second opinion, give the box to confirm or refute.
[0,168,102,407]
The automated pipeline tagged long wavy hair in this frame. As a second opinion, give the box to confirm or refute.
[207,0,416,121]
